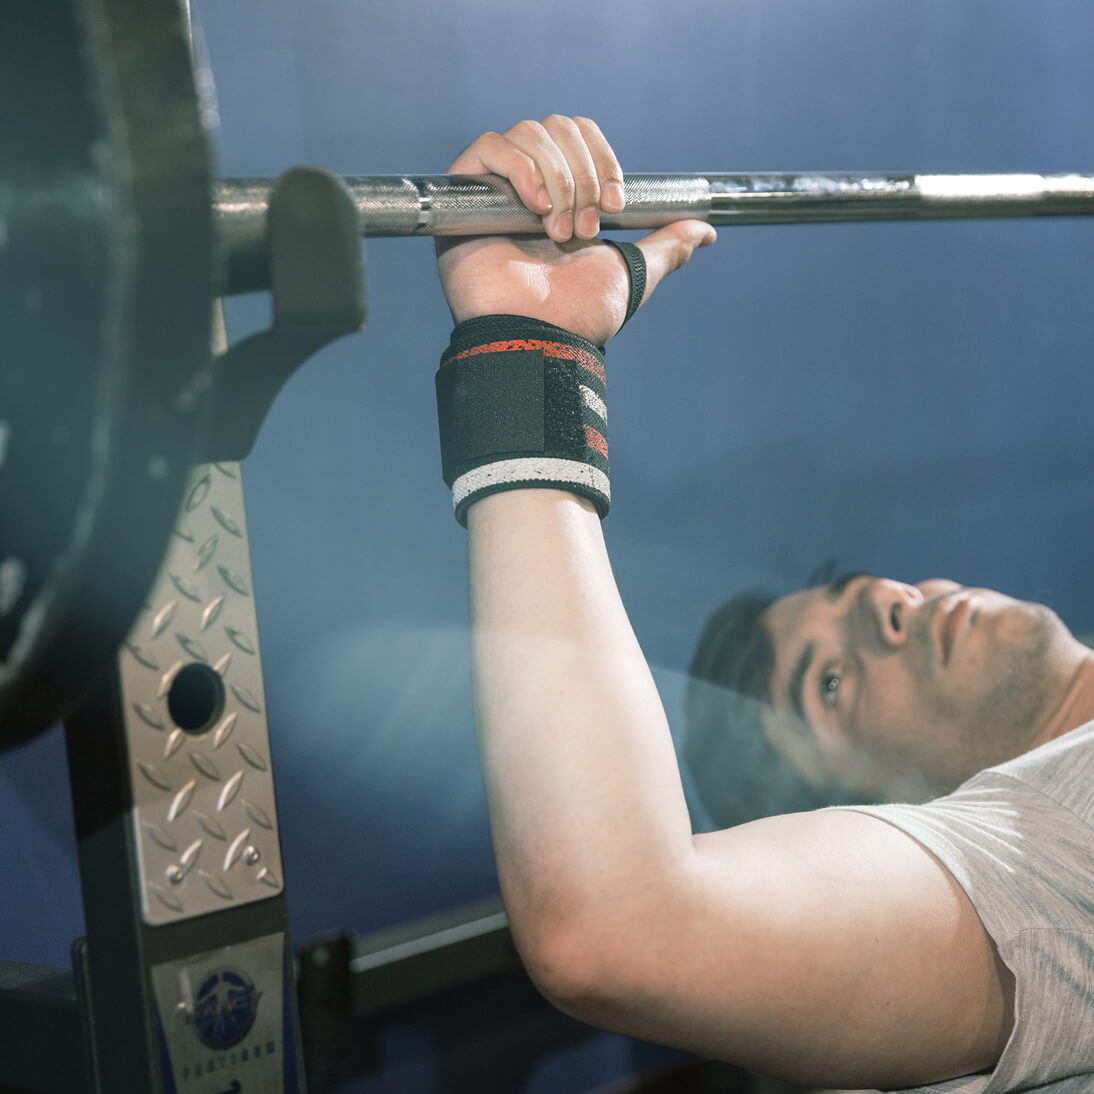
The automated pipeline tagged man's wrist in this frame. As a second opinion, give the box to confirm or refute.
[436,315,611,527]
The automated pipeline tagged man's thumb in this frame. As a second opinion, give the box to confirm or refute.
[635,220,718,300]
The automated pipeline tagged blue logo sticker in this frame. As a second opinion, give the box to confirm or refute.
[193,968,260,1049]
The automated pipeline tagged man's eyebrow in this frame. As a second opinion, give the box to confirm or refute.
[783,575,865,725]
[824,571,869,602]
[788,640,814,722]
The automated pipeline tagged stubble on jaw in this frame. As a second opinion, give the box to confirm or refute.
[887,598,1066,793]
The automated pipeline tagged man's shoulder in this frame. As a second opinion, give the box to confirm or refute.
[836,726,1094,1094]
[841,720,1094,921]
[975,716,1094,823]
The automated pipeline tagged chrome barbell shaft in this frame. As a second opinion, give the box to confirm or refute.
[215,172,1094,293]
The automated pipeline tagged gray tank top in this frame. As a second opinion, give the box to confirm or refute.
[839,719,1094,1093]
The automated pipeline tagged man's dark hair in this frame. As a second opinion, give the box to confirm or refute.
[683,589,847,829]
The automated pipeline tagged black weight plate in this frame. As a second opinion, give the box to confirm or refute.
[0,0,216,744]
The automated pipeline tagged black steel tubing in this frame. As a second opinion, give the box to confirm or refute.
[216,172,1094,294]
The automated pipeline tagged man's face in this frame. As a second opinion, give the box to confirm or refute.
[759,575,1083,798]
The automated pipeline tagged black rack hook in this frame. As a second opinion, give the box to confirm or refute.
[204,165,368,463]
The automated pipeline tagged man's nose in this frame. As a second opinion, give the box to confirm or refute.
[862,578,925,648]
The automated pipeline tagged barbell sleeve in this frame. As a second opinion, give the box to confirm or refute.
[215,172,1094,294]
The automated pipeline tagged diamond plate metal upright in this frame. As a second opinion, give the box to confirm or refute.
[64,461,306,1094]
[122,461,285,925]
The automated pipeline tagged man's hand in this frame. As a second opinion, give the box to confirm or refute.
[436,115,716,346]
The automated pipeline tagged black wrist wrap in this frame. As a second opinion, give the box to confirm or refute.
[436,315,609,527]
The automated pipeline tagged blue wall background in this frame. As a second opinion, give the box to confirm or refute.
[3,1,1092,1089]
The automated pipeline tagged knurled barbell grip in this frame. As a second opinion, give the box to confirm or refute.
[215,172,1094,294]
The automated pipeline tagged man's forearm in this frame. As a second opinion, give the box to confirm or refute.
[467,488,695,983]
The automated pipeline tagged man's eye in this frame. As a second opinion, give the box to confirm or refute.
[820,669,842,707]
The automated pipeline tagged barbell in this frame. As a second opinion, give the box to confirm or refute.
[219,172,1094,293]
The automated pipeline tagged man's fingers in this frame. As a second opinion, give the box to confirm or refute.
[634,220,718,303]
[503,119,579,242]
[573,117,625,215]
[448,117,630,244]
[540,114,603,240]
[448,129,555,220]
